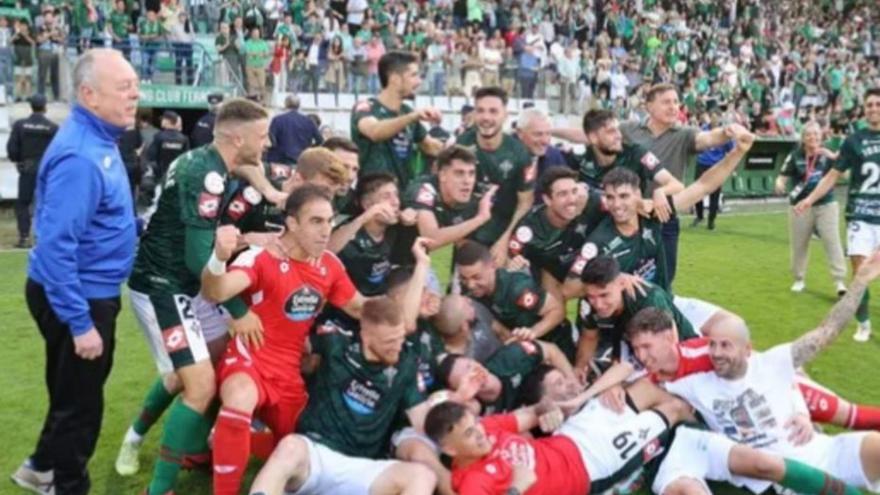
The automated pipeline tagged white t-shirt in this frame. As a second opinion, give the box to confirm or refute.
[665,344,810,458]
[346,0,368,25]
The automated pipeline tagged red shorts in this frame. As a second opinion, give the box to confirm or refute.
[218,338,308,441]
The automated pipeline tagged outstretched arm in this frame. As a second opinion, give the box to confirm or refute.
[791,250,880,367]
[671,131,753,212]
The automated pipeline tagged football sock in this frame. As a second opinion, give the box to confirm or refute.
[797,381,840,424]
[132,377,176,438]
[856,289,870,324]
[148,399,212,495]
[780,458,860,495]
[847,404,880,430]
[212,407,253,495]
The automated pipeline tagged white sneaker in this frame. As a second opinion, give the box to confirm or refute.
[10,460,54,495]
[854,322,872,343]
[790,280,805,292]
[115,439,141,476]
[835,281,848,297]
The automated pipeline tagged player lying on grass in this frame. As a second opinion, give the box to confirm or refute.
[425,396,862,495]
[624,248,880,494]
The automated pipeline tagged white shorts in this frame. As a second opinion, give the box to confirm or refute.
[193,295,230,342]
[288,436,399,495]
[794,432,878,492]
[557,399,668,486]
[673,296,721,335]
[847,220,880,257]
[130,290,222,374]
[652,427,741,494]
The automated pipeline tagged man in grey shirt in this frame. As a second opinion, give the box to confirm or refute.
[554,83,749,286]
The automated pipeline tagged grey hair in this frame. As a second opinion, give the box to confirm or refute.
[73,48,119,92]
[285,94,301,110]
[801,121,823,137]
[518,107,549,130]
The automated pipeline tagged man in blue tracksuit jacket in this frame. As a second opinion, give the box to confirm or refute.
[12,49,140,495]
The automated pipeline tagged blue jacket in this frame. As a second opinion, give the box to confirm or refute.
[266,110,323,164]
[28,105,136,336]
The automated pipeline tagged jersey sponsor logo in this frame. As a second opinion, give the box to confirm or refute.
[416,184,437,207]
[515,226,533,244]
[342,379,381,415]
[204,171,226,194]
[198,192,221,219]
[642,438,664,462]
[284,285,324,322]
[641,151,660,170]
[226,197,251,221]
[367,260,392,284]
[570,257,587,275]
[161,325,190,353]
[581,242,598,260]
[516,290,539,310]
[495,435,536,469]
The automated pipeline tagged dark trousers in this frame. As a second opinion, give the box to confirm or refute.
[174,42,194,85]
[37,50,60,100]
[693,166,721,221]
[25,279,120,495]
[661,216,680,287]
[15,168,36,239]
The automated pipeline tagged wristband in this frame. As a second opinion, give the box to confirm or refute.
[207,251,227,276]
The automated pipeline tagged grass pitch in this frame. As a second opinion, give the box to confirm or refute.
[1,208,879,495]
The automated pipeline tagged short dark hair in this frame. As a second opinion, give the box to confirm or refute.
[424,401,469,445]
[323,136,359,154]
[474,86,508,106]
[355,172,397,203]
[645,83,678,102]
[582,109,616,135]
[436,145,477,171]
[625,307,675,341]
[284,183,332,218]
[601,167,640,191]
[516,364,556,407]
[539,167,578,197]
[216,97,269,128]
[378,50,418,88]
[453,240,491,267]
[865,87,880,101]
[362,296,403,327]
[385,266,413,293]
[436,353,465,389]
[580,255,620,286]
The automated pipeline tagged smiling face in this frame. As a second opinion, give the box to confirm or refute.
[475,95,507,141]
[646,88,681,127]
[583,278,624,318]
[629,330,679,375]
[865,94,880,129]
[438,410,493,458]
[602,183,639,224]
[587,118,624,155]
[457,261,495,299]
[708,318,751,380]
[544,177,580,223]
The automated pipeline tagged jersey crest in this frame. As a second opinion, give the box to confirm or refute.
[284,285,324,322]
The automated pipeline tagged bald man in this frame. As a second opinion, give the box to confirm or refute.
[630,250,880,494]
[14,49,140,495]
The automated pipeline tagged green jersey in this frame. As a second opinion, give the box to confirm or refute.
[576,142,664,196]
[137,17,164,40]
[483,341,545,414]
[109,10,131,38]
[779,147,835,206]
[456,130,537,241]
[569,213,670,290]
[337,226,395,297]
[352,98,427,190]
[508,193,606,282]
[474,269,575,359]
[404,175,494,246]
[244,38,270,68]
[408,319,446,394]
[300,319,424,458]
[129,146,229,295]
[834,129,880,224]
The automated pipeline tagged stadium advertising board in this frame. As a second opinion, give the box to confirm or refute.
[138,84,227,109]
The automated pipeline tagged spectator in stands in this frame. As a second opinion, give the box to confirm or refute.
[244,26,270,101]
[304,32,325,94]
[7,94,58,249]
[108,0,133,59]
[325,36,345,94]
[270,34,292,102]
[36,7,64,101]
[137,10,164,82]
[0,16,13,100]
[267,94,323,165]
[349,36,368,96]
[169,11,195,85]
[215,22,243,87]
[365,33,385,95]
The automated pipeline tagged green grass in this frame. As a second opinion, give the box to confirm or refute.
[1,209,879,494]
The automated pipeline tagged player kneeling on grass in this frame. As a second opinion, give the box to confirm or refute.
[634,249,880,494]
[200,184,366,495]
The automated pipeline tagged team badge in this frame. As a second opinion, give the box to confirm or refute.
[161,325,189,353]
[243,186,262,205]
[204,171,226,194]
[515,226,533,243]
[416,183,436,207]
[198,192,220,219]
[509,239,522,254]
[226,198,248,220]
[517,290,539,310]
[103,155,112,169]
[523,162,537,182]
[640,152,660,170]
[280,262,289,273]
[284,285,323,321]
[581,242,598,260]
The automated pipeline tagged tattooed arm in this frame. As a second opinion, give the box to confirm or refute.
[791,250,880,367]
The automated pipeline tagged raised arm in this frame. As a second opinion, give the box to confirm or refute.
[401,238,432,332]
[671,131,753,212]
[233,164,288,208]
[791,249,880,368]
[415,186,495,249]
[551,126,588,144]
[200,225,253,303]
[358,109,436,143]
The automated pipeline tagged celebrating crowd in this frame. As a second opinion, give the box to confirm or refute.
[11,41,880,495]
